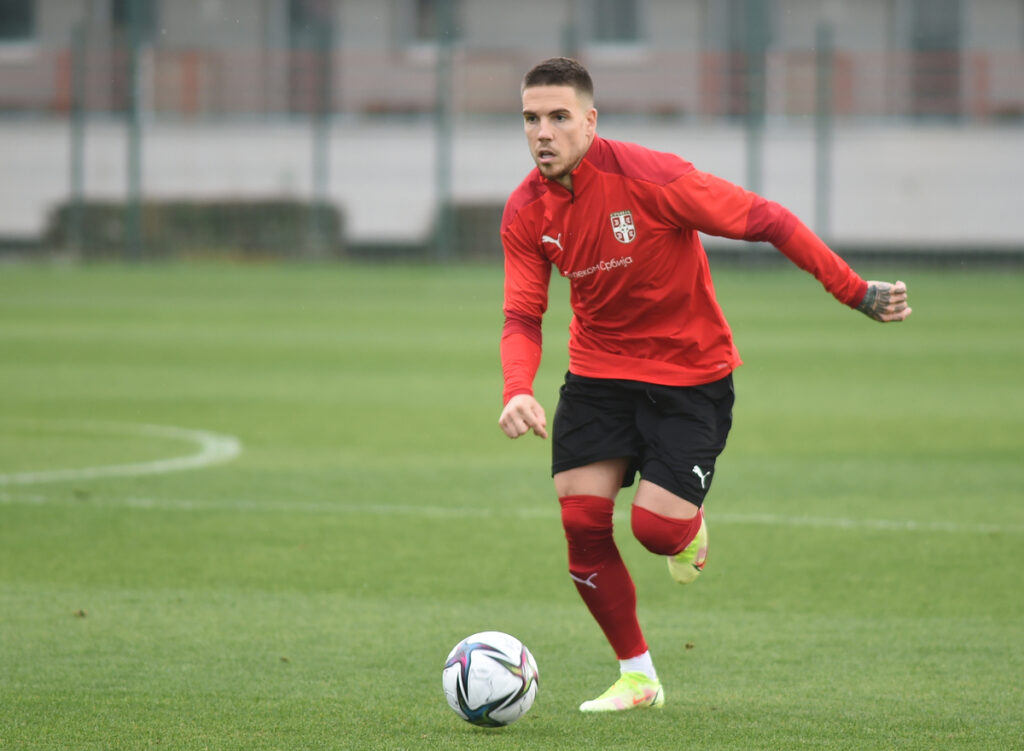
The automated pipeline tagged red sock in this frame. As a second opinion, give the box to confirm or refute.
[631,505,703,556]
[559,495,647,660]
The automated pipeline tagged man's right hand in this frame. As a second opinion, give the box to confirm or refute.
[499,394,549,439]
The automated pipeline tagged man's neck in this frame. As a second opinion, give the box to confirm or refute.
[556,135,597,192]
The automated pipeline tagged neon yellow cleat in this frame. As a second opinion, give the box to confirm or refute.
[667,509,707,584]
[578,672,665,712]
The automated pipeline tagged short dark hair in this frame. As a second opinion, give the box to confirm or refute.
[522,57,594,101]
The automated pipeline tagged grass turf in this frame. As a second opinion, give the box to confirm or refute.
[1,262,1022,750]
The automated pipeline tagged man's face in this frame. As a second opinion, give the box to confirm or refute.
[522,85,597,189]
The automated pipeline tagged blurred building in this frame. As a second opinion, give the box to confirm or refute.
[2,0,1022,121]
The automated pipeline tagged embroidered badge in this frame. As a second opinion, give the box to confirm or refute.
[609,210,636,244]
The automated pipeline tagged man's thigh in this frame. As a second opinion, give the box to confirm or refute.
[551,373,642,486]
[637,375,734,505]
[553,458,632,499]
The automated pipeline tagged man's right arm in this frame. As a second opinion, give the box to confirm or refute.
[499,214,552,439]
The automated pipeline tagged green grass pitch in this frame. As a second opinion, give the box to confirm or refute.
[1,261,1022,750]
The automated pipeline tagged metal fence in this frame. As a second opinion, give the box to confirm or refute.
[6,45,1024,121]
[2,2,1023,261]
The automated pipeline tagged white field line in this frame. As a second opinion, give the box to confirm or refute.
[0,422,242,485]
[0,492,1020,535]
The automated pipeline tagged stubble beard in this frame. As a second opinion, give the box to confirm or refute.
[538,162,568,182]
[535,152,581,185]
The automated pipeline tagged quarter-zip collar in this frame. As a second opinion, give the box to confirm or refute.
[542,136,602,199]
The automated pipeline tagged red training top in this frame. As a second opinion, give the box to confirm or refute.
[500,135,867,404]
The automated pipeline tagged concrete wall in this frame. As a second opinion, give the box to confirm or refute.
[3,118,1021,249]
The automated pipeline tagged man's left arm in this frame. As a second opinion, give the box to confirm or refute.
[776,219,912,322]
[662,169,912,322]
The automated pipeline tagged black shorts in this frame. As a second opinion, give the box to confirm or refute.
[551,372,735,505]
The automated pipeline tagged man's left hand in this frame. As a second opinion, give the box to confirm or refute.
[857,280,912,322]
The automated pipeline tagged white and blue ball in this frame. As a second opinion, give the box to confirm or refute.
[442,631,539,727]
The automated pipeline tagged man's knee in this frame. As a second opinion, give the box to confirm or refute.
[559,495,618,568]
[631,504,702,556]
[559,495,614,540]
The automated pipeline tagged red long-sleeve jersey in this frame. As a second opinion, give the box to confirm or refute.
[500,135,868,404]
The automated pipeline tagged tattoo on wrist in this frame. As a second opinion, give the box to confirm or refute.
[857,286,876,314]
[857,283,891,319]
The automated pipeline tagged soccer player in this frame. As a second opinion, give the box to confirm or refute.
[498,57,911,713]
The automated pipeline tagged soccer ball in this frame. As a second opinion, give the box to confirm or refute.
[442,631,539,727]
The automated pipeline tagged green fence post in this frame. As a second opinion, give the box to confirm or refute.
[434,0,455,262]
[125,0,143,261]
[309,16,333,258]
[814,19,835,242]
[743,0,767,195]
[69,15,87,255]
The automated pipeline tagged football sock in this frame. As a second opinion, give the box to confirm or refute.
[559,495,647,660]
[631,504,703,556]
[619,651,658,681]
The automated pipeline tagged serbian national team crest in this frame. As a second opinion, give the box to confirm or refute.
[609,210,636,244]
